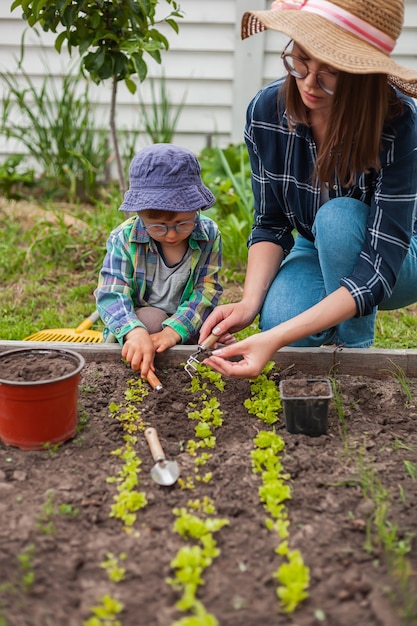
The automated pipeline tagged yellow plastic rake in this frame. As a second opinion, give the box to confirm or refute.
[24,311,103,344]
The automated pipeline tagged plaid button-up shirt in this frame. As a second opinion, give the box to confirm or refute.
[245,78,417,316]
[95,214,222,343]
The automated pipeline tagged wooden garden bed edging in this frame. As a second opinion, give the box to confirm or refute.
[1,340,417,379]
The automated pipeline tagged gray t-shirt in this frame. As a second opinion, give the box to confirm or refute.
[147,247,192,314]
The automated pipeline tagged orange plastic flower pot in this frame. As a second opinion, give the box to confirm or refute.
[0,348,85,451]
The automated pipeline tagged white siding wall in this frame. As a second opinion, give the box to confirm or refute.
[0,0,417,160]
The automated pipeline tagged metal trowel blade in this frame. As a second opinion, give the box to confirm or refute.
[150,459,180,486]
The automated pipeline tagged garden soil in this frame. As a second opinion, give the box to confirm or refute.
[1,352,417,626]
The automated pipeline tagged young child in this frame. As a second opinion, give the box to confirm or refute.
[95,143,222,377]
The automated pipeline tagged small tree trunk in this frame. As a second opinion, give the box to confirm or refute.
[110,76,127,213]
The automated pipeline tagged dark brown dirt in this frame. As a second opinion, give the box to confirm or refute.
[280,379,332,398]
[1,352,417,626]
[0,350,81,383]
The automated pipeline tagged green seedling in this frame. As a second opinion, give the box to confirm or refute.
[355,453,417,620]
[244,367,281,425]
[178,476,196,491]
[0,544,36,599]
[107,378,149,528]
[41,442,60,457]
[168,507,228,623]
[17,544,36,593]
[36,491,79,534]
[392,438,416,452]
[187,497,216,515]
[330,376,349,444]
[100,552,127,583]
[173,508,229,541]
[398,484,407,504]
[403,460,417,480]
[194,423,213,440]
[76,408,89,433]
[108,445,148,527]
[189,364,226,392]
[73,407,89,445]
[195,472,213,484]
[247,375,310,615]
[385,361,414,406]
[80,383,97,396]
[330,377,345,421]
[181,368,225,486]
[171,365,229,622]
[185,440,201,457]
[194,453,212,467]
[58,503,79,518]
[83,594,124,626]
[185,437,217,457]
[36,491,56,535]
[171,607,219,626]
[189,397,223,427]
[274,547,310,613]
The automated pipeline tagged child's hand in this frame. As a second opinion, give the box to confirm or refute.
[151,327,181,353]
[122,327,155,375]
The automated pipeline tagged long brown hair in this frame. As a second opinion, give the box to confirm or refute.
[281,72,403,187]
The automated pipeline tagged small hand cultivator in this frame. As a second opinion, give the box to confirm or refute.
[184,332,218,378]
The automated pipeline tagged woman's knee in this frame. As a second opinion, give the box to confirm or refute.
[313,198,369,252]
[379,235,417,310]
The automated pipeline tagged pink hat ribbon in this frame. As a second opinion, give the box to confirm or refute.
[271,0,395,53]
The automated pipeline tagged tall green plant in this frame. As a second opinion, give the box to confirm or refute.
[200,144,253,271]
[0,64,110,201]
[137,71,186,144]
[11,0,184,194]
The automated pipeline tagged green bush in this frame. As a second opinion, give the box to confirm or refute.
[199,144,253,272]
[0,66,111,202]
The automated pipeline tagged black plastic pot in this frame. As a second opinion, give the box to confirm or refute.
[279,378,333,437]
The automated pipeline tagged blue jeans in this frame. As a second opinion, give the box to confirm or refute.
[260,198,417,347]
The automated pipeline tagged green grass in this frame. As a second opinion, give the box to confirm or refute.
[0,197,120,340]
[0,193,248,340]
[375,309,417,349]
[1,193,416,345]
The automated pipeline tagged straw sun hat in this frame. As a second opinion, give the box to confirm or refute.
[241,0,417,97]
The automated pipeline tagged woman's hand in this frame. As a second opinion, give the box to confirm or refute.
[203,330,279,379]
[203,287,358,379]
[199,301,258,345]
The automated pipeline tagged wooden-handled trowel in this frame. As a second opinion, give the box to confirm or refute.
[144,427,180,487]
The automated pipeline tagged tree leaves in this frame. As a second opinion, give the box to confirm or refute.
[10,0,184,191]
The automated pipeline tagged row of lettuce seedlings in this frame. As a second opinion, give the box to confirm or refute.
[83,363,310,625]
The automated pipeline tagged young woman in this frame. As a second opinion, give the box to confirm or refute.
[200,0,417,379]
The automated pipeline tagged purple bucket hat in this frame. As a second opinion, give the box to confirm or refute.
[119,143,216,213]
